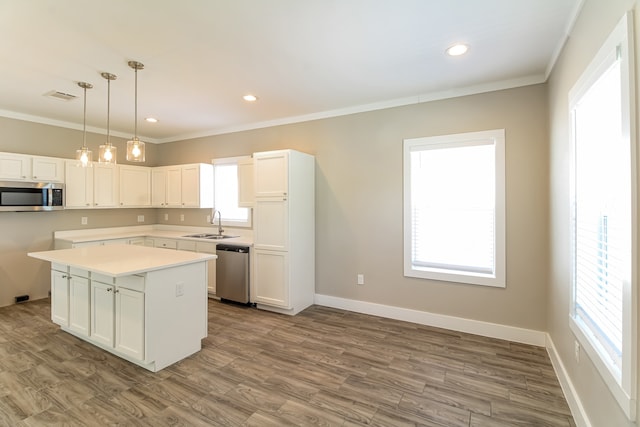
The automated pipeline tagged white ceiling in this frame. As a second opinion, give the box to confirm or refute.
[0,0,582,143]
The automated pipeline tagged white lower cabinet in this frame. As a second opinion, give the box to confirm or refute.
[90,275,145,361]
[254,249,288,308]
[51,265,69,326]
[90,281,115,347]
[177,240,217,295]
[68,269,90,337]
[115,286,145,360]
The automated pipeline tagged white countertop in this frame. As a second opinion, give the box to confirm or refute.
[28,244,217,277]
[53,225,254,247]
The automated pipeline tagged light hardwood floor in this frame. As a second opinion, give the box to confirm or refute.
[0,298,574,426]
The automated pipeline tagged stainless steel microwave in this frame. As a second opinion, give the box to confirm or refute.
[0,181,64,211]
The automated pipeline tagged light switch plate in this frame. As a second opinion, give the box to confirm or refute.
[137,215,144,223]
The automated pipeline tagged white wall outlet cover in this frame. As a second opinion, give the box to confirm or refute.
[357,274,364,285]
[81,217,88,225]
[164,213,169,221]
[137,215,144,222]
[180,214,185,222]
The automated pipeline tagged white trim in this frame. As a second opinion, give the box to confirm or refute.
[403,129,506,288]
[545,0,587,80]
[154,75,545,144]
[0,109,162,144]
[545,334,593,427]
[313,294,546,346]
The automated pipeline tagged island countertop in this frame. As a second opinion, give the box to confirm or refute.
[28,244,217,277]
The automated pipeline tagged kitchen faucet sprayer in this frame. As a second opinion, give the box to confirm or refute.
[212,209,224,236]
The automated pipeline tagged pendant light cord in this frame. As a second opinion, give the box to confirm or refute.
[107,77,111,144]
[134,66,138,139]
[82,85,87,149]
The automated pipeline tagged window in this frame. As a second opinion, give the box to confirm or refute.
[212,157,251,227]
[403,129,505,287]
[569,13,636,420]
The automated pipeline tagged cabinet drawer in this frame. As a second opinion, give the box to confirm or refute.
[177,240,196,252]
[69,267,89,279]
[154,238,177,249]
[116,275,145,292]
[92,272,115,285]
[52,263,68,273]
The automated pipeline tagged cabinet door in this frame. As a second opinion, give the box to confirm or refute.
[254,250,289,308]
[254,198,289,250]
[32,156,64,182]
[119,166,151,207]
[254,151,288,197]
[90,281,115,347]
[180,165,200,207]
[68,275,90,336]
[93,164,118,208]
[196,242,217,295]
[115,287,145,360]
[64,161,93,208]
[51,270,69,326]
[166,167,182,207]
[237,157,254,207]
[151,168,167,207]
[0,153,30,180]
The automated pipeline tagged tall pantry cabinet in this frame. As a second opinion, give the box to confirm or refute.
[252,149,315,315]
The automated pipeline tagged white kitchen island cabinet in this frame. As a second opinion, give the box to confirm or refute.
[28,244,216,372]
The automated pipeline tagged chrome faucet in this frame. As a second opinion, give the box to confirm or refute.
[212,209,224,236]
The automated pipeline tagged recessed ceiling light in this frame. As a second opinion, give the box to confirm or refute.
[145,117,158,123]
[446,43,469,57]
[243,94,258,102]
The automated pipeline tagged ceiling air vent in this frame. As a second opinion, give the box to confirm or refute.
[44,90,77,101]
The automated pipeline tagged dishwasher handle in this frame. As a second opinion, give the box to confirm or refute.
[216,244,250,253]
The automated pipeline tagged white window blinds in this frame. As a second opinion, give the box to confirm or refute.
[403,129,505,287]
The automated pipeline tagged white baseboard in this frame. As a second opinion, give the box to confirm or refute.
[545,334,592,427]
[313,294,546,347]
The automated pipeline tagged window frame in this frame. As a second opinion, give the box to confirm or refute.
[211,156,252,228]
[403,129,506,288]
[568,12,637,421]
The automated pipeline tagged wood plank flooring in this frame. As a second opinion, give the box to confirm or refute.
[0,298,574,426]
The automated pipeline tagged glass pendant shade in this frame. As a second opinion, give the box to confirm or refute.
[126,138,145,162]
[76,81,93,167]
[99,72,117,164]
[76,146,92,166]
[126,61,146,162]
[99,143,117,163]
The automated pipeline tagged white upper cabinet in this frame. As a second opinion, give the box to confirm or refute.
[93,163,118,208]
[151,168,168,207]
[0,152,64,182]
[64,161,94,208]
[237,156,254,207]
[151,163,213,209]
[65,161,118,209]
[254,151,288,197]
[119,165,151,207]
[181,163,213,208]
[32,156,65,182]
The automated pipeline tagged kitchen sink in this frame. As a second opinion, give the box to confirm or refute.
[183,233,239,240]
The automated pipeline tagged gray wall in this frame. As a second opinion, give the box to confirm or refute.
[547,0,639,425]
[159,84,550,331]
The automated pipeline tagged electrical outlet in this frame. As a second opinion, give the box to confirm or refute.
[206,215,211,223]
[574,341,580,363]
[137,215,144,223]
[176,282,184,297]
[81,216,88,225]
[164,213,169,221]
[357,274,364,285]
[180,214,185,222]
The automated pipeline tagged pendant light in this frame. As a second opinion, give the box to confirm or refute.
[126,60,145,162]
[76,82,93,167]
[99,72,117,164]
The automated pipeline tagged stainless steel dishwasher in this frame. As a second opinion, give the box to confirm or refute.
[216,244,250,304]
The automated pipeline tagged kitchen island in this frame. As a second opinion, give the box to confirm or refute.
[28,244,216,372]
